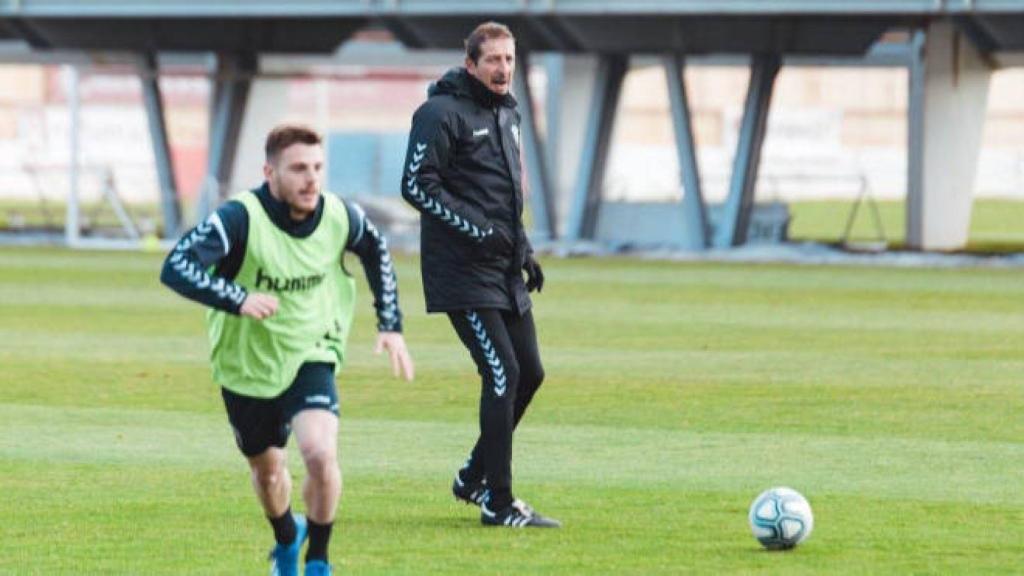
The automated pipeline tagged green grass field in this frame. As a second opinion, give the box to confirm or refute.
[788,199,1024,251]
[1,246,1023,574]
[7,198,1024,251]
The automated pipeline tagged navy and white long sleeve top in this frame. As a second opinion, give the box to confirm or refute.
[160,183,402,333]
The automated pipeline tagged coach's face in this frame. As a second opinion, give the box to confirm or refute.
[265,142,324,220]
[467,36,515,96]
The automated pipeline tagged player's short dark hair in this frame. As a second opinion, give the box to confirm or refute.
[464,21,515,64]
[265,124,321,163]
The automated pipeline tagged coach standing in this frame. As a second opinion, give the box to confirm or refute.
[401,21,557,528]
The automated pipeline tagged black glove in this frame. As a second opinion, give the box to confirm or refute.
[523,255,544,293]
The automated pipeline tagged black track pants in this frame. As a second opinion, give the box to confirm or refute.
[447,308,545,509]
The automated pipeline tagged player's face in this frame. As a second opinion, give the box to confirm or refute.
[265,142,324,220]
[466,36,515,96]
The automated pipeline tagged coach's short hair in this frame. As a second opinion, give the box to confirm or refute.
[464,21,515,64]
[265,124,321,163]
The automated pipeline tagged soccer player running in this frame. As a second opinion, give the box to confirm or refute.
[161,124,414,575]
[400,22,558,528]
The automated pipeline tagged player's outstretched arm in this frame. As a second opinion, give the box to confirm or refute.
[342,201,403,333]
[341,200,414,381]
[374,332,414,381]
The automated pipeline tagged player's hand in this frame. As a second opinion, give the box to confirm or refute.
[239,293,279,320]
[374,332,415,381]
[523,255,544,293]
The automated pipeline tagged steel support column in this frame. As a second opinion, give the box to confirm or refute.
[65,65,80,246]
[664,53,709,250]
[138,52,182,238]
[905,23,991,250]
[906,30,926,246]
[714,54,780,248]
[514,50,557,240]
[543,54,564,185]
[196,52,255,221]
[565,54,627,242]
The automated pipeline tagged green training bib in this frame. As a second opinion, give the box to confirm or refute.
[206,190,356,398]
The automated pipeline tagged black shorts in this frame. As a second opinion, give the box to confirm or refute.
[221,361,339,457]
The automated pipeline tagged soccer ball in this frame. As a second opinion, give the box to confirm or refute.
[748,487,813,550]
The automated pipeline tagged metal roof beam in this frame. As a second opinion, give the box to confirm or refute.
[11,0,1024,18]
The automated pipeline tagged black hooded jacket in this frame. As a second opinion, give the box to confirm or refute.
[401,67,531,314]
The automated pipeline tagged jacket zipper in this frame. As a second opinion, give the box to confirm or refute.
[493,106,522,283]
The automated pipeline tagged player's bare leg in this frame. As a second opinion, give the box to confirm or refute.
[292,409,340,573]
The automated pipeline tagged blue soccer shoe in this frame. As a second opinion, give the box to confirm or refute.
[269,514,308,576]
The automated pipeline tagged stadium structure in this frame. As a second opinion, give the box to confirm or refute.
[1,0,1023,251]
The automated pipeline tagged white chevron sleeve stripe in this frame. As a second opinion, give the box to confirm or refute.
[406,141,493,242]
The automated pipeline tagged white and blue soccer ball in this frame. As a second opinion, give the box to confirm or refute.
[748,487,814,550]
